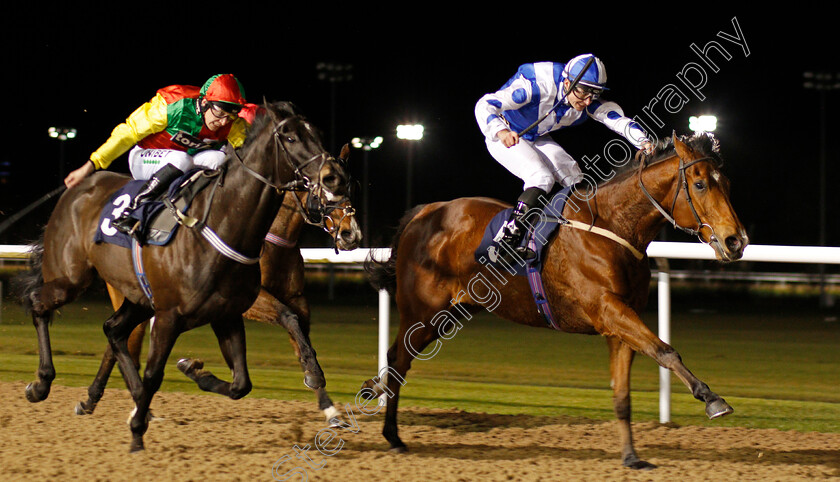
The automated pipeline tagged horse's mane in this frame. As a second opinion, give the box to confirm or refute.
[598,131,723,187]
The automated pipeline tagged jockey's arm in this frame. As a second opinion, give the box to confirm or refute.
[65,95,169,188]
[587,100,652,152]
[475,73,537,143]
[90,94,170,171]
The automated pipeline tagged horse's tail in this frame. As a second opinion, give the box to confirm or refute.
[12,232,45,314]
[364,204,427,295]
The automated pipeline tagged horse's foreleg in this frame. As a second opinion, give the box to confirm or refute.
[601,295,732,421]
[178,316,252,400]
[606,336,655,470]
[128,311,179,452]
[245,289,326,390]
[279,294,340,425]
[361,307,443,453]
[657,348,733,419]
[279,298,327,392]
[76,321,147,415]
[103,302,153,414]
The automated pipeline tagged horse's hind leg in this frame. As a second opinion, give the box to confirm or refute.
[26,311,55,402]
[607,336,655,470]
[24,278,84,403]
[177,315,252,399]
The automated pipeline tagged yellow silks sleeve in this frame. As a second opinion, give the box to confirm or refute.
[89,93,170,170]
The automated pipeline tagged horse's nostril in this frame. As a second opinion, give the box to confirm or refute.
[341,230,354,241]
[725,235,742,252]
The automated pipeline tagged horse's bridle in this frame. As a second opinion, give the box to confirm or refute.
[172,111,352,264]
[232,115,350,229]
[637,152,719,245]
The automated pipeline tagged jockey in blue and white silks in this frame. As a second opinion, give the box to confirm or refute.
[474,54,652,261]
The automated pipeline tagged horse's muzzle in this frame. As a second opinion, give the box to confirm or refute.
[714,232,748,262]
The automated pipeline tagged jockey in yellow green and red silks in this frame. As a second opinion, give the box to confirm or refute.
[63,73,254,238]
[89,74,250,176]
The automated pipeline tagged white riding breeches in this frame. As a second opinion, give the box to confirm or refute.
[128,146,227,180]
[485,135,583,192]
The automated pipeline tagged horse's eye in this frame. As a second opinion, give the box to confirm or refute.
[286,136,296,143]
[694,180,707,190]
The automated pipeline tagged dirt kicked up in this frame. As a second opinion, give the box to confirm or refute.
[0,381,837,481]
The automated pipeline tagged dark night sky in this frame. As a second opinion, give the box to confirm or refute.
[2,9,838,251]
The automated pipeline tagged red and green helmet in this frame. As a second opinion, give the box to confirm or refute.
[200,74,246,113]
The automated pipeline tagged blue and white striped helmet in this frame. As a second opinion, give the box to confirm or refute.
[562,54,609,90]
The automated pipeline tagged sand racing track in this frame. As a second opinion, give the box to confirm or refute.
[0,381,838,481]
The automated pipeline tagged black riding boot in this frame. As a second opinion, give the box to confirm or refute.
[497,187,546,262]
[112,164,184,235]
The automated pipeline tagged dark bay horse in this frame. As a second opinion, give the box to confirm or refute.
[16,101,349,452]
[363,133,748,469]
[76,167,362,426]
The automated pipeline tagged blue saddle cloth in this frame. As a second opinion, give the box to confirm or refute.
[93,169,204,249]
[473,186,572,276]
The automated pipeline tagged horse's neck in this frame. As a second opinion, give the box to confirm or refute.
[268,194,306,242]
[202,155,285,255]
[583,156,680,249]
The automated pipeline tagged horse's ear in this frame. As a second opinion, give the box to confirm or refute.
[262,97,280,122]
[339,143,351,164]
[672,131,694,159]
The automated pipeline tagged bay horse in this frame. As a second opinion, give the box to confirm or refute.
[363,132,748,469]
[75,161,362,426]
[16,101,349,452]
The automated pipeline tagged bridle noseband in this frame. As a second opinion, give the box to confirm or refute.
[637,152,720,245]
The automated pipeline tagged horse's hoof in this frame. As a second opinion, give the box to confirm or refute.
[75,402,94,416]
[706,398,734,419]
[388,445,408,454]
[358,377,381,400]
[623,456,657,470]
[177,358,203,375]
[129,440,145,453]
[303,372,325,390]
[24,382,47,403]
[328,417,343,428]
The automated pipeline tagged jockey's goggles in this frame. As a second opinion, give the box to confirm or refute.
[209,101,243,119]
[573,84,603,100]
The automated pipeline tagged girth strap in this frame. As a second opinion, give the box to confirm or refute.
[525,239,560,330]
[131,238,156,310]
